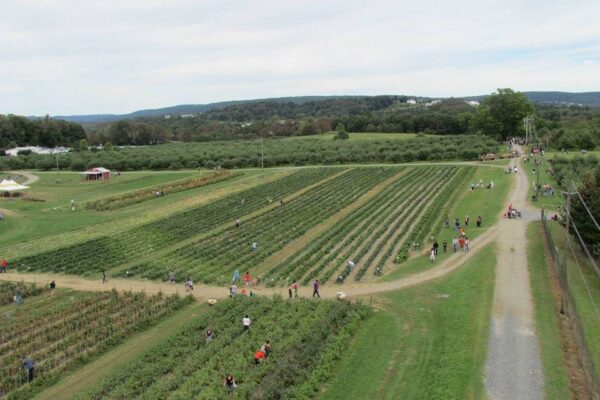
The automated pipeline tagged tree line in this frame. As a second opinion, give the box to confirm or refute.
[0,115,85,148]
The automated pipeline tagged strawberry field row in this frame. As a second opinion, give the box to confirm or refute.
[14,168,339,275]
[123,167,401,284]
[0,288,192,400]
[76,296,368,400]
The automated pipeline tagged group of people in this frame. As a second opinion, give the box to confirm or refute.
[430,215,479,262]
[507,165,518,174]
[470,179,495,191]
[505,204,522,219]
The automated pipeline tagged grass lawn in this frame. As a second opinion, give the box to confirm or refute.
[384,166,511,281]
[527,222,570,399]
[320,245,496,400]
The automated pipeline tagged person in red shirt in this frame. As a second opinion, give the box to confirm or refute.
[244,272,251,287]
[0,259,7,273]
[254,350,266,365]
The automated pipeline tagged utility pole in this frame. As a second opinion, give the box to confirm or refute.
[261,136,264,169]
[560,191,572,315]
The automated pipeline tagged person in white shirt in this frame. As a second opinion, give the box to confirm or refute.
[243,315,251,332]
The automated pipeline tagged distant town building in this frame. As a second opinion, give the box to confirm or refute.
[180,114,194,118]
[465,100,480,106]
[5,146,70,157]
[425,100,442,107]
[406,99,417,105]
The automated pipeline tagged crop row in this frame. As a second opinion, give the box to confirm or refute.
[394,167,474,264]
[14,168,339,275]
[265,167,432,284]
[265,166,459,285]
[0,288,192,400]
[84,170,237,211]
[123,167,401,284]
[329,167,460,282]
[0,282,44,306]
[76,296,368,400]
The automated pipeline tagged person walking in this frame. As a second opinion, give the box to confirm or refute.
[23,357,35,382]
[229,284,238,297]
[442,240,448,253]
[206,329,213,344]
[288,287,293,299]
[454,218,460,231]
[476,216,482,228]
[464,216,470,227]
[169,270,176,284]
[235,218,240,228]
[444,216,450,229]
[292,281,299,298]
[452,237,459,253]
[432,240,439,256]
[102,270,107,284]
[49,280,56,297]
[465,237,470,252]
[232,269,240,283]
[224,374,237,392]
[430,248,436,263]
[312,280,320,298]
[0,258,7,273]
[244,272,251,287]
[243,315,251,332]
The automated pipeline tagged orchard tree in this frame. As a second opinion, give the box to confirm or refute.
[471,88,533,140]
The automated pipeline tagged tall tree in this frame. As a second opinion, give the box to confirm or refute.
[471,88,533,140]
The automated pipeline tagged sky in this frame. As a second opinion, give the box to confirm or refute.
[1,0,600,116]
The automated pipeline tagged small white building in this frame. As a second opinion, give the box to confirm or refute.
[407,99,417,105]
[465,100,480,107]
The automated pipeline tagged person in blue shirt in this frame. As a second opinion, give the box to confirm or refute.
[23,357,35,382]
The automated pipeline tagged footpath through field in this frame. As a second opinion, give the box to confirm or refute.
[0,223,498,300]
[484,147,544,400]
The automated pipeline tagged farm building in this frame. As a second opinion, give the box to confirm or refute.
[82,167,111,181]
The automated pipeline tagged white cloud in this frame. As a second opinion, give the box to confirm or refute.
[1,0,599,115]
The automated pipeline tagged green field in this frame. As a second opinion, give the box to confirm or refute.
[320,246,496,400]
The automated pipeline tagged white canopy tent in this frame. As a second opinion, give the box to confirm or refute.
[0,179,30,191]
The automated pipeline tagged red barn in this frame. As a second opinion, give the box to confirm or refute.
[82,167,111,181]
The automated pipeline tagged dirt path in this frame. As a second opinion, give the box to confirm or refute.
[12,170,39,185]
[0,221,498,301]
[484,149,544,400]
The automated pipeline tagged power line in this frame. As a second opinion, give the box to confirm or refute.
[575,191,600,233]
[565,226,600,320]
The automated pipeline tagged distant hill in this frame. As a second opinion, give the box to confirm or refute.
[52,96,354,124]
[49,92,600,123]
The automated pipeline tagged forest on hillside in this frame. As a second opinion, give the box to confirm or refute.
[2,91,600,150]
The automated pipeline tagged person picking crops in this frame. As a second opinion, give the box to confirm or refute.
[254,350,266,365]
[102,270,107,284]
[23,357,35,382]
[206,329,213,344]
[292,281,298,298]
[0,258,7,273]
[224,374,237,392]
[243,315,251,332]
[244,272,251,286]
[261,340,272,358]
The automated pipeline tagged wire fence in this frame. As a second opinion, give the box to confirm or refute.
[541,208,599,400]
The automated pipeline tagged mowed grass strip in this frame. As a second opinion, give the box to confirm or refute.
[527,222,570,399]
[319,245,496,400]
